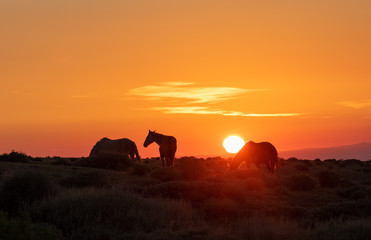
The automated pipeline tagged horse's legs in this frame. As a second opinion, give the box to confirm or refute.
[167,157,172,167]
[169,154,175,166]
[160,152,165,167]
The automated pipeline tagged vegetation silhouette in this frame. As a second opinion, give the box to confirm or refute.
[230,141,278,174]
[1,152,371,239]
[144,130,177,167]
[89,137,141,164]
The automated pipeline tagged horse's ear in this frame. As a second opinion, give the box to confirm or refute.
[154,130,156,133]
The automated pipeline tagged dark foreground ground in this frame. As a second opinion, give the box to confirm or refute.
[0,152,371,240]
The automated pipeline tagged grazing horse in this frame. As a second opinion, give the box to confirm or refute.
[89,137,141,164]
[229,141,277,174]
[144,130,177,167]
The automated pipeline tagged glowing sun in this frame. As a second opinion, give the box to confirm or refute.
[223,136,245,153]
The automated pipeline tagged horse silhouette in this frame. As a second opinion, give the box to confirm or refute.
[89,137,141,164]
[144,130,177,167]
[229,141,277,174]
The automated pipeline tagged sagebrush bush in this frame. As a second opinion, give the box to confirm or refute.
[318,171,340,188]
[146,181,244,204]
[0,150,31,163]
[52,158,71,166]
[177,157,208,180]
[314,199,371,220]
[337,187,370,200]
[60,171,108,188]
[30,188,194,240]
[75,153,135,170]
[0,211,62,240]
[202,197,240,220]
[295,164,309,171]
[287,174,316,191]
[131,164,149,176]
[150,167,180,181]
[0,169,56,216]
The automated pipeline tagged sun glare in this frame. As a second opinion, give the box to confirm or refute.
[223,136,245,153]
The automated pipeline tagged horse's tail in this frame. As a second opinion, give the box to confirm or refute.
[132,142,142,164]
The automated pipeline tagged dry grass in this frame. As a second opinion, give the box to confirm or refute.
[0,154,370,239]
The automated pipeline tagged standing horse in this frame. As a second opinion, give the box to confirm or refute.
[144,130,177,167]
[89,137,142,164]
[229,141,277,174]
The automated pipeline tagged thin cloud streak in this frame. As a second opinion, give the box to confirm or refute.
[338,100,371,109]
[129,82,265,103]
[152,107,301,117]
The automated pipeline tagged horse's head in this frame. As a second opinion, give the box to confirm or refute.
[144,130,156,147]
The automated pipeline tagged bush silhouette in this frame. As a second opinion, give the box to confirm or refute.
[30,189,194,239]
[337,187,370,200]
[202,197,240,220]
[287,175,316,191]
[177,157,208,180]
[0,170,55,216]
[314,199,371,220]
[60,171,108,188]
[75,153,135,170]
[0,151,31,163]
[295,164,309,171]
[52,158,71,166]
[131,164,149,176]
[318,171,340,188]
[150,167,180,181]
[0,212,62,240]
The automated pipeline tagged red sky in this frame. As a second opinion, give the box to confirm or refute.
[1,0,370,158]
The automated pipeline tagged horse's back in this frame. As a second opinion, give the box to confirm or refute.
[90,137,135,156]
[255,142,278,173]
[232,141,277,172]
[255,142,277,157]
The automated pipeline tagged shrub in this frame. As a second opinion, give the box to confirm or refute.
[146,181,244,205]
[75,153,135,170]
[287,157,299,162]
[52,158,71,166]
[150,167,180,181]
[30,189,194,240]
[337,187,370,200]
[0,170,56,216]
[324,159,337,164]
[202,197,240,220]
[287,175,316,191]
[295,164,309,171]
[314,158,321,164]
[177,157,208,180]
[0,212,63,240]
[131,164,149,176]
[0,150,31,163]
[314,199,371,220]
[318,171,340,188]
[60,171,108,188]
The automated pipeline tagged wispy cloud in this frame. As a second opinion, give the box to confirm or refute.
[152,107,301,117]
[129,82,299,117]
[129,82,264,103]
[338,100,371,109]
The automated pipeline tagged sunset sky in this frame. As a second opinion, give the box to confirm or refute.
[1,0,370,158]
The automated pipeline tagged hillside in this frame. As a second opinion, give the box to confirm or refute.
[279,142,371,161]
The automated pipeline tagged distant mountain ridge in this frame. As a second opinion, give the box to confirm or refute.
[279,142,371,161]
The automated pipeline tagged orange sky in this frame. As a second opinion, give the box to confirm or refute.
[1,0,370,157]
